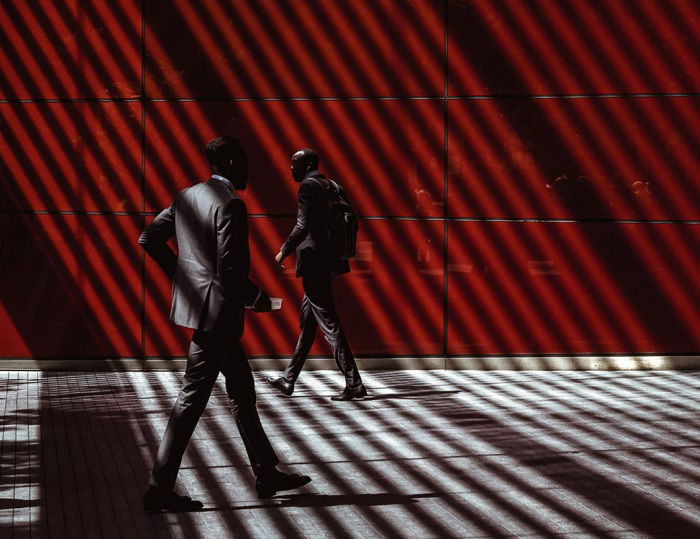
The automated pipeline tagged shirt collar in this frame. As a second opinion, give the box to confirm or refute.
[211,174,236,193]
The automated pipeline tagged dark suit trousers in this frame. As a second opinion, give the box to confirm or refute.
[150,329,279,490]
[284,273,362,387]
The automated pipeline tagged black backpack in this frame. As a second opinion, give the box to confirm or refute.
[323,179,358,260]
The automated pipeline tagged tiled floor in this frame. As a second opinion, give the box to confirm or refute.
[1,369,699,538]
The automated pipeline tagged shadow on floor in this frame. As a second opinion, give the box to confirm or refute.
[199,492,440,512]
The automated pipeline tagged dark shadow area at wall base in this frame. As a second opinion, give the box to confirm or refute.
[444,355,700,371]
[0,358,145,371]
[1,355,699,371]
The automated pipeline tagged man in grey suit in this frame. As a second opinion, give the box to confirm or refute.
[140,136,310,512]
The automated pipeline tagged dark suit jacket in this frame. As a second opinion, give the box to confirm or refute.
[139,178,259,336]
[280,171,350,277]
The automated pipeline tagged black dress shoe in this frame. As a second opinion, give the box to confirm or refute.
[267,376,294,396]
[331,384,368,401]
[143,486,203,513]
[255,470,311,498]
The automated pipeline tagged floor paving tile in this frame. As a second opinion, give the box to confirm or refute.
[0,370,698,537]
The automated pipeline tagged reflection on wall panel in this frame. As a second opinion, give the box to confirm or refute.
[449,0,700,96]
[0,0,142,99]
[0,102,142,212]
[145,0,443,98]
[326,218,444,356]
[448,97,700,220]
[145,100,444,217]
[0,214,141,358]
[448,221,700,355]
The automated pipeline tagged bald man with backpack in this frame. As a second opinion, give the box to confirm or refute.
[269,149,367,401]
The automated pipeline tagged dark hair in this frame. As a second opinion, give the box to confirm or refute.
[205,136,243,168]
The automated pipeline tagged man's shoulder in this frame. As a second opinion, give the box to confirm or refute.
[301,175,348,199]
[300,175,323,185]
[177,181,207,198]
[178,180,238,204]
[300,175,330,193]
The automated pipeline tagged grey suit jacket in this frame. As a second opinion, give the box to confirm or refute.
[139,179,259,336]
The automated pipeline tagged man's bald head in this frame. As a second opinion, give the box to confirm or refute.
[291,148,319,181]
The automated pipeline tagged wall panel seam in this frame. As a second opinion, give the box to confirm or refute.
[4,92,700,104]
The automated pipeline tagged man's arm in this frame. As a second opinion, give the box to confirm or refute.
[138,205,177,278]
[218,198,250,301]
[278,180,315,261]
[218,198,270,310]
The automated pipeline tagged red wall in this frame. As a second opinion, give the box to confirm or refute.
[1,0,700,360]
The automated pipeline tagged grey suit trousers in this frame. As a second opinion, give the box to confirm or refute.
[150,328,279,490]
